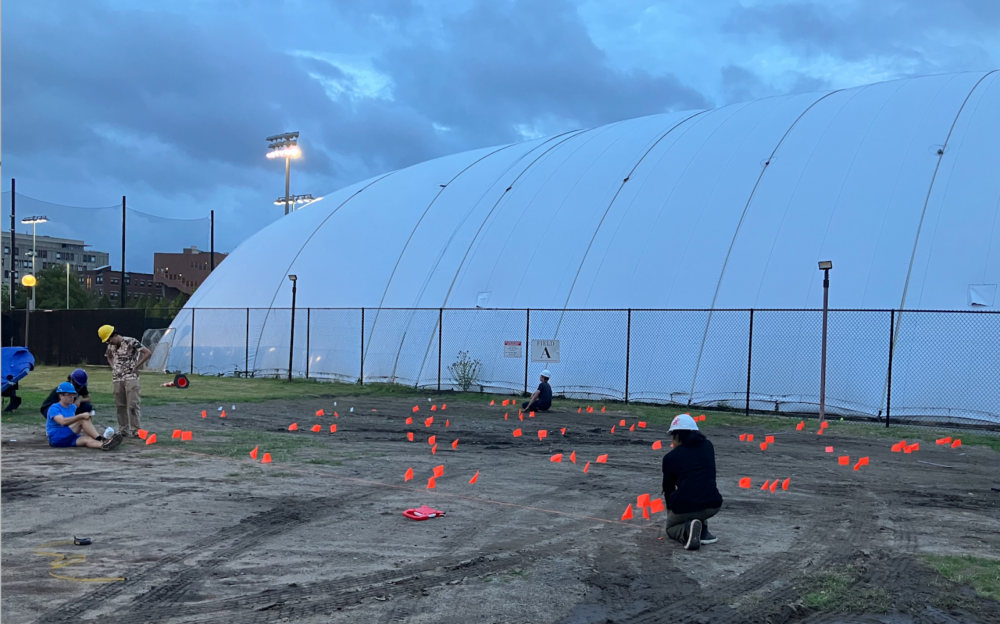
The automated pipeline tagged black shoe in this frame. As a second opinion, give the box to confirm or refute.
[685,520,702,550]
[700,525,718,544]
[102,433,124,452]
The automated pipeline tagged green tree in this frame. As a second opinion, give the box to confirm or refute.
[97,295,113,309]
[28,266,96,309]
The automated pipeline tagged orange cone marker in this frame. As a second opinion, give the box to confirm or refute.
[610,425,616,434]
[760,442,768,451]
[739,433,747,441]
[637,493,650,508]
[825,446,834,452]
[629,424,635,432]
[652,440,663,450]
[747,434,754,442]
[445,419,449,427]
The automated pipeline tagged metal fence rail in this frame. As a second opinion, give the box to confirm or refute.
[147,307,1000,428]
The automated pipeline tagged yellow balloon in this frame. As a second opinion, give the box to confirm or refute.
[21,274,37,287]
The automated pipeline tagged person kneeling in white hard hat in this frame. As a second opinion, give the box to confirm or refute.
[522,370,553,412]
[661,413,723,551]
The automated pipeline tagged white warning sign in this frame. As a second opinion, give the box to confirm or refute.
[503,340,523,358]
[530,339,560,363]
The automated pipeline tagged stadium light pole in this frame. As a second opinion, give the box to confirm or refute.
[21,216,48,314]
[273,194,315,212]
[817,260,833,423]
[266,132,301,216]
[288,274,297,382]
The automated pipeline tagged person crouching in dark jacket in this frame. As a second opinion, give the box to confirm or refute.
[661,413,723,551]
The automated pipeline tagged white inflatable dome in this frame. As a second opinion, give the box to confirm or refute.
[158,70,1000,423]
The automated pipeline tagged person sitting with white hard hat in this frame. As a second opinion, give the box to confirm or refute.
[522,370,553,412]
[661,413,723,550]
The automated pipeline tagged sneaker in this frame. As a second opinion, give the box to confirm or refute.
[700,525,718,544]
[685,519,702,551]
[102,433,124,452]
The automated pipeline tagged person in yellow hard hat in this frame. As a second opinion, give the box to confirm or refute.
[99,325,152,438]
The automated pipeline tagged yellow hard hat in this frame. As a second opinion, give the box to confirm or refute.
[98,325,115,343]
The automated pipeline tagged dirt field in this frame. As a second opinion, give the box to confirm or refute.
[3,393,999,623]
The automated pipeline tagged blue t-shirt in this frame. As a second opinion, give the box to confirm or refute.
[46,403,77,439]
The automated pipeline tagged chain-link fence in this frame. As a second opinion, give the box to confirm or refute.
[126,306,1000,427]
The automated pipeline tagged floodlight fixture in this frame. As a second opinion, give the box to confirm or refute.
[21,216,49,225]
[288,274,297,282]
[21,274,37,287]
[267,132,303,215]
[818,260,833,270]
[273,194,314,207]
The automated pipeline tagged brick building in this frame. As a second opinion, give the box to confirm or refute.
[80,266,182,304]
[153,246,227,295]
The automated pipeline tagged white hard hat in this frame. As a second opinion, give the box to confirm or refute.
[540,369,551,378]
[668,413,699,432]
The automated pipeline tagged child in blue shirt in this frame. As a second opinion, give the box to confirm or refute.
[46,382,123,451]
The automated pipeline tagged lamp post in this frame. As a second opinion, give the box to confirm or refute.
[273,194,315,212]
[266,132,301,216]
[21,215,48,315]
[288,274,297,381]
[817,260,833,423]
[20,274,36,348]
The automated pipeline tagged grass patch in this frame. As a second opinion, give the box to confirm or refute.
[305,459,343,466]
[924,555,1000,601]
[184,429,324,463]
[800,566,891,613]
[267,471,299,478]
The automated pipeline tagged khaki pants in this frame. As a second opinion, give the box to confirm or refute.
[665,507,720,541]
[113,378,142,435]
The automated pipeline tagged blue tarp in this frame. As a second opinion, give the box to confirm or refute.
[1,347,35,394]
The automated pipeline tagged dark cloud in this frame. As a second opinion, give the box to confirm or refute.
[719,64,831,105]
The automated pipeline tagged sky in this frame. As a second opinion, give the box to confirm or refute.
[4,0,999,265]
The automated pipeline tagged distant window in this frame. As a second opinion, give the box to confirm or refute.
[38,250,47,259]
[110,278,119,285]
[22,260,31,268]
[13,248,19,256]
[110,292,117,299]
[3,246,8,254]
[97,276,103,284]
[65,253,75,261]
[56,252,62,259]
[3,270,8,278]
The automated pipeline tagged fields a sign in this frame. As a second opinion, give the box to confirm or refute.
[531,339,560,363]
[503,340,523,358]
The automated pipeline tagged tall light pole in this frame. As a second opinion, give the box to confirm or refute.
[266,132,301,216]
[288,274,297,381]
[21,216,49,314]
[817,260,833,423]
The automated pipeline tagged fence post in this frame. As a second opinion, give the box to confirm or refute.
[438,308,443,392]
[524,308,530,394]
[190,308,195,374]
[625,309,631,404]
[245,308,250,375]
[746,308,754,417]
[886,309,894,428]
[305,308,311,379]
[360,307,365,384]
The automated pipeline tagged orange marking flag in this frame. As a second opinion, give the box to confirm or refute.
[445,419,449,427]
[502,399,509,406]
[738,477,751,489]
[583,461,590,473]
[649,498,665,513]
[220,410,226,418]
[538,430,548,440]
[316,409,325,416]
[761,480,770,490]
[529,411,535,418]
[587,406,594,413]
[145,434,157,445]
[629,424,635,432]
[404,467,414,482]
[596,454,608,464]
[637,493,650,508]
[619,420,626,427]
[747,434,754,442]
[765,435,775,444]
[951,439,962,448]
[817,429,824,435]
[181,431,192,441]
[334,412,339,417]
[550,453,563,463]
[469,471,479,484]
[909,443,920,451]
[739,433,747,441]
[578,407,582,414]
[560,427,566,435]
[427,477,436,489]
[610,425,616,434]
[489,400,495,406]
[431,405,437,411]
[825,446,834,452]
[288,423,298,431]
[431,444,438,455]
[442,404,447,410]
[760,442,768,451]
[428,435,437,446]
[769,480,778,493]
[602,406,606,413]
[330,424,337,433]
[405,417,413,425]
[513,428,522,437]
[250,445,259,460]
[413,405,420,412]
[570,450,576,463]
[853,461,862,471]
[652,440,662,450]
[172,430,181,439]
[137,429,148,440]
[519,413,524,421]
[425,417,434,427]
[820,421,829,430]
[451,439,458,449]
[838,456,850,465]
[433,465,444,477]
[621,504,633,520]
[407,432,414,441]
[638,421,647,428]
[504,413,509,420]
[642,506,650,520]
[201,410,207,418]
[796,421,804,430]
[310,424,321,432]
[261,453,272,464]
[781,478,790,491]
[859,457,869,465]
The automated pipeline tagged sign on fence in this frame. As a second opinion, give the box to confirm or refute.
[503,340,523,358]
[531,339,560,363]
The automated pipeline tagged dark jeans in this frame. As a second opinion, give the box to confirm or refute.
[665,507,720,541]
[522,400,550,411]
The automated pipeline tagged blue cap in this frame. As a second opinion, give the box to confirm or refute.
[70,369,88,386]
[57,382,77,394]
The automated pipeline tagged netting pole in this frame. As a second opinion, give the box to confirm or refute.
[746,309,754,417]
[360,308,365,384]
[210,210,215,272]
[121,196,126,308]
[886,309,895,428]
[245,308,250,375]
[9,178,14,313]
[190,308,195,374]
[524,308,530,394]
[625,309,631,404]
[438,308,443,392]
[305,308,311,379]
